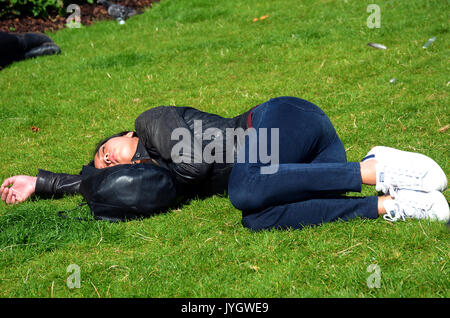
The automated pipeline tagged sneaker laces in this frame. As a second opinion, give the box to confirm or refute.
[377,164,427,192]
[387,185,399,198]
[377,183,400,198]
[383,195,432,222]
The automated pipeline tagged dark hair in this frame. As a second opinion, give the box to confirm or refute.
[87,131,137,167]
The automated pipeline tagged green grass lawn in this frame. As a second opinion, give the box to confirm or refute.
[0,0,448,297]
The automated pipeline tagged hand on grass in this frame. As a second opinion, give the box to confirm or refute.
[0,175,37,205]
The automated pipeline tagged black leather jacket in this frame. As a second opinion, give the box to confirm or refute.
[35,105,252,197]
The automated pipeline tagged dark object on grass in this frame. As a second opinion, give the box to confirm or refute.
[97,0,140,21]
[0,31,61,69]
[24,42,60,59]
[16,32,52,51]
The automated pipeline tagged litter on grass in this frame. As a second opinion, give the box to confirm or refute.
[367,42,387,50]
[252,15,269,22]
[422,36,436,49]
[438,124,449,133]
[389,78,396,84]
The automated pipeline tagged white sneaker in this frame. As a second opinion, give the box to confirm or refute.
[363,146,447,194]
[383,190,450,222]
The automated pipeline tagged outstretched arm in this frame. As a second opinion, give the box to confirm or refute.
[0,170,82,205]
[34,169,82,196]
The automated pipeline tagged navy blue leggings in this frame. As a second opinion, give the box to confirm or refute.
[228,97,378,230]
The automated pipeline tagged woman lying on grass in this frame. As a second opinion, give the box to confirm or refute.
[1,97,449,228]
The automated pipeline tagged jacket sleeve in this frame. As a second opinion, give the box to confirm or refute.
[35,169,82,196]
[134,107,211,185]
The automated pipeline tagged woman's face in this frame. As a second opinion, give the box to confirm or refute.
[94,132,139,169]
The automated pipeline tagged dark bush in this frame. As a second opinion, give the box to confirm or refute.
[0,0,95,19]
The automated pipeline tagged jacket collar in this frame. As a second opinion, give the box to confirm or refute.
[131,138,151,162]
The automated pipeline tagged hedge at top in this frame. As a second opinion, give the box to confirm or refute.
[0,0,94,19]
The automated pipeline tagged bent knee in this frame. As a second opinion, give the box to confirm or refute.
[228,178,252,211]
[228,168,261,211]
